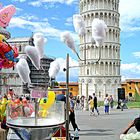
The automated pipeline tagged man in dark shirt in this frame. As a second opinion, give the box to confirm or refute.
[69,92,80,131]
[92,93,99,115]
[56,93,66,103]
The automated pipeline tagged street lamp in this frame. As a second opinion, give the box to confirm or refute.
[61,16,108,140]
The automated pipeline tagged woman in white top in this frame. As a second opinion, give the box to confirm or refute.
[104,94,110,114]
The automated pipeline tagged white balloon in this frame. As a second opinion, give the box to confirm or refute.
[60,31,76,53]
[16,58,31,84]
[73,14,86,36]
[49,60,60,78]
[24,106,30,116]
[25,45,40,70]
[92,18,108,47]
[33,33,46,59]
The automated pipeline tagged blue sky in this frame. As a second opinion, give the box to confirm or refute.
[1,0,140,82]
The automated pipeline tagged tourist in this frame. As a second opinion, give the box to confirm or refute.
[69,92,80,131]
[88,96,94,116]
[109,95,114,109]
[76,96,80,110]
[56,90,66,103]
[104,94,110,114]
[80,96,84,110]
[92,93,99,115]
[120,117,140,140]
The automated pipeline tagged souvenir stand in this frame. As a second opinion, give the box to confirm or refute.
[6,87,67,140]
[6,54,70,140]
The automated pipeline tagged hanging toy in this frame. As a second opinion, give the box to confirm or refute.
[0,97,8,122]
[0,36,19,69]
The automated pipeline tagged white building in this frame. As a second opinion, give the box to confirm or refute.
[78,0,121,100]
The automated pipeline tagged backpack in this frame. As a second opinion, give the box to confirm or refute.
[104,99,109,106]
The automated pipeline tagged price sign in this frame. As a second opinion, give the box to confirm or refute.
[31,89,48,98]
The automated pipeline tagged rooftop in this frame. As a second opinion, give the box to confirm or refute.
[7,37,31,42]
[59,82,78,86]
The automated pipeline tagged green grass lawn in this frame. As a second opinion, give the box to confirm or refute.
[98,101,140,108]
[127,102,140,108]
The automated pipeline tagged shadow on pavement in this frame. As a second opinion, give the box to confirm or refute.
[70,129,114,137]
[79,129,113,132]
[79,132,114,136]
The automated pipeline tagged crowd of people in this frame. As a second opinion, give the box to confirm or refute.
[72,93,114,116]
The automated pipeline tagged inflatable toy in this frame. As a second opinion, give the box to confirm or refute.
[39,90,55,117]
[0,5,16,28]
[0,39,19,69]
[0,97,8,121]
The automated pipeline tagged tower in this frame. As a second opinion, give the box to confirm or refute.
[79,0,121,100]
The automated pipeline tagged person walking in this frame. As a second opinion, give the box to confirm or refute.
[76,96,80,110]
[92,93,99,115]
[80,96,84,110]
[69,92,80,131]
[88,96,94,116]
[104,94,110,114]
[109,95,114,109]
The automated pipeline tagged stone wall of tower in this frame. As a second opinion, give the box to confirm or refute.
[79,0,121,100]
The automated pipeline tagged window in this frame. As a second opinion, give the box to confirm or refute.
[19,45,22,52]
[99,91,101,97]
[129,93,132,97]
[70,88,73,91]
[87,69,89,75]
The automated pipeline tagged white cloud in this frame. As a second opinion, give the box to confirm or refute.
[55,57,78,82]
[65,17,73,26]
[12,0,26,2]
[121,63,140,81]
[51,17,59,20]
[41,0,76,5]
[9,14,79,42]
[28,1,42,7]
[28,0,76,7]
[120,0,140,33]
[133,52,140,58]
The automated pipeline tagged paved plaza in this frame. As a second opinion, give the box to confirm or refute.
[70,107,140,140]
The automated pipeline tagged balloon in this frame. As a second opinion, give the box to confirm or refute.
[47,91,55,105]
[39,98,48,117]
[33,33,46,59]
[0,5,16,28]
[23,106,30,116]
[25,45,40,70]
[22,98,27,106]
[0,41,19,69]
[39,91,55,117]
[16,58,31,84]
[0,97,7,121]
[49,60,60,78]
[92,18,108,47]
[73,14,86,36]
[14,98,20,104]
[0,58,2,70]
[0,27,11,39]
[60,31,76,53]
[0,34,5,42]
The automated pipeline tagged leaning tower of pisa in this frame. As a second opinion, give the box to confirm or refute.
[78,0,121,100]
